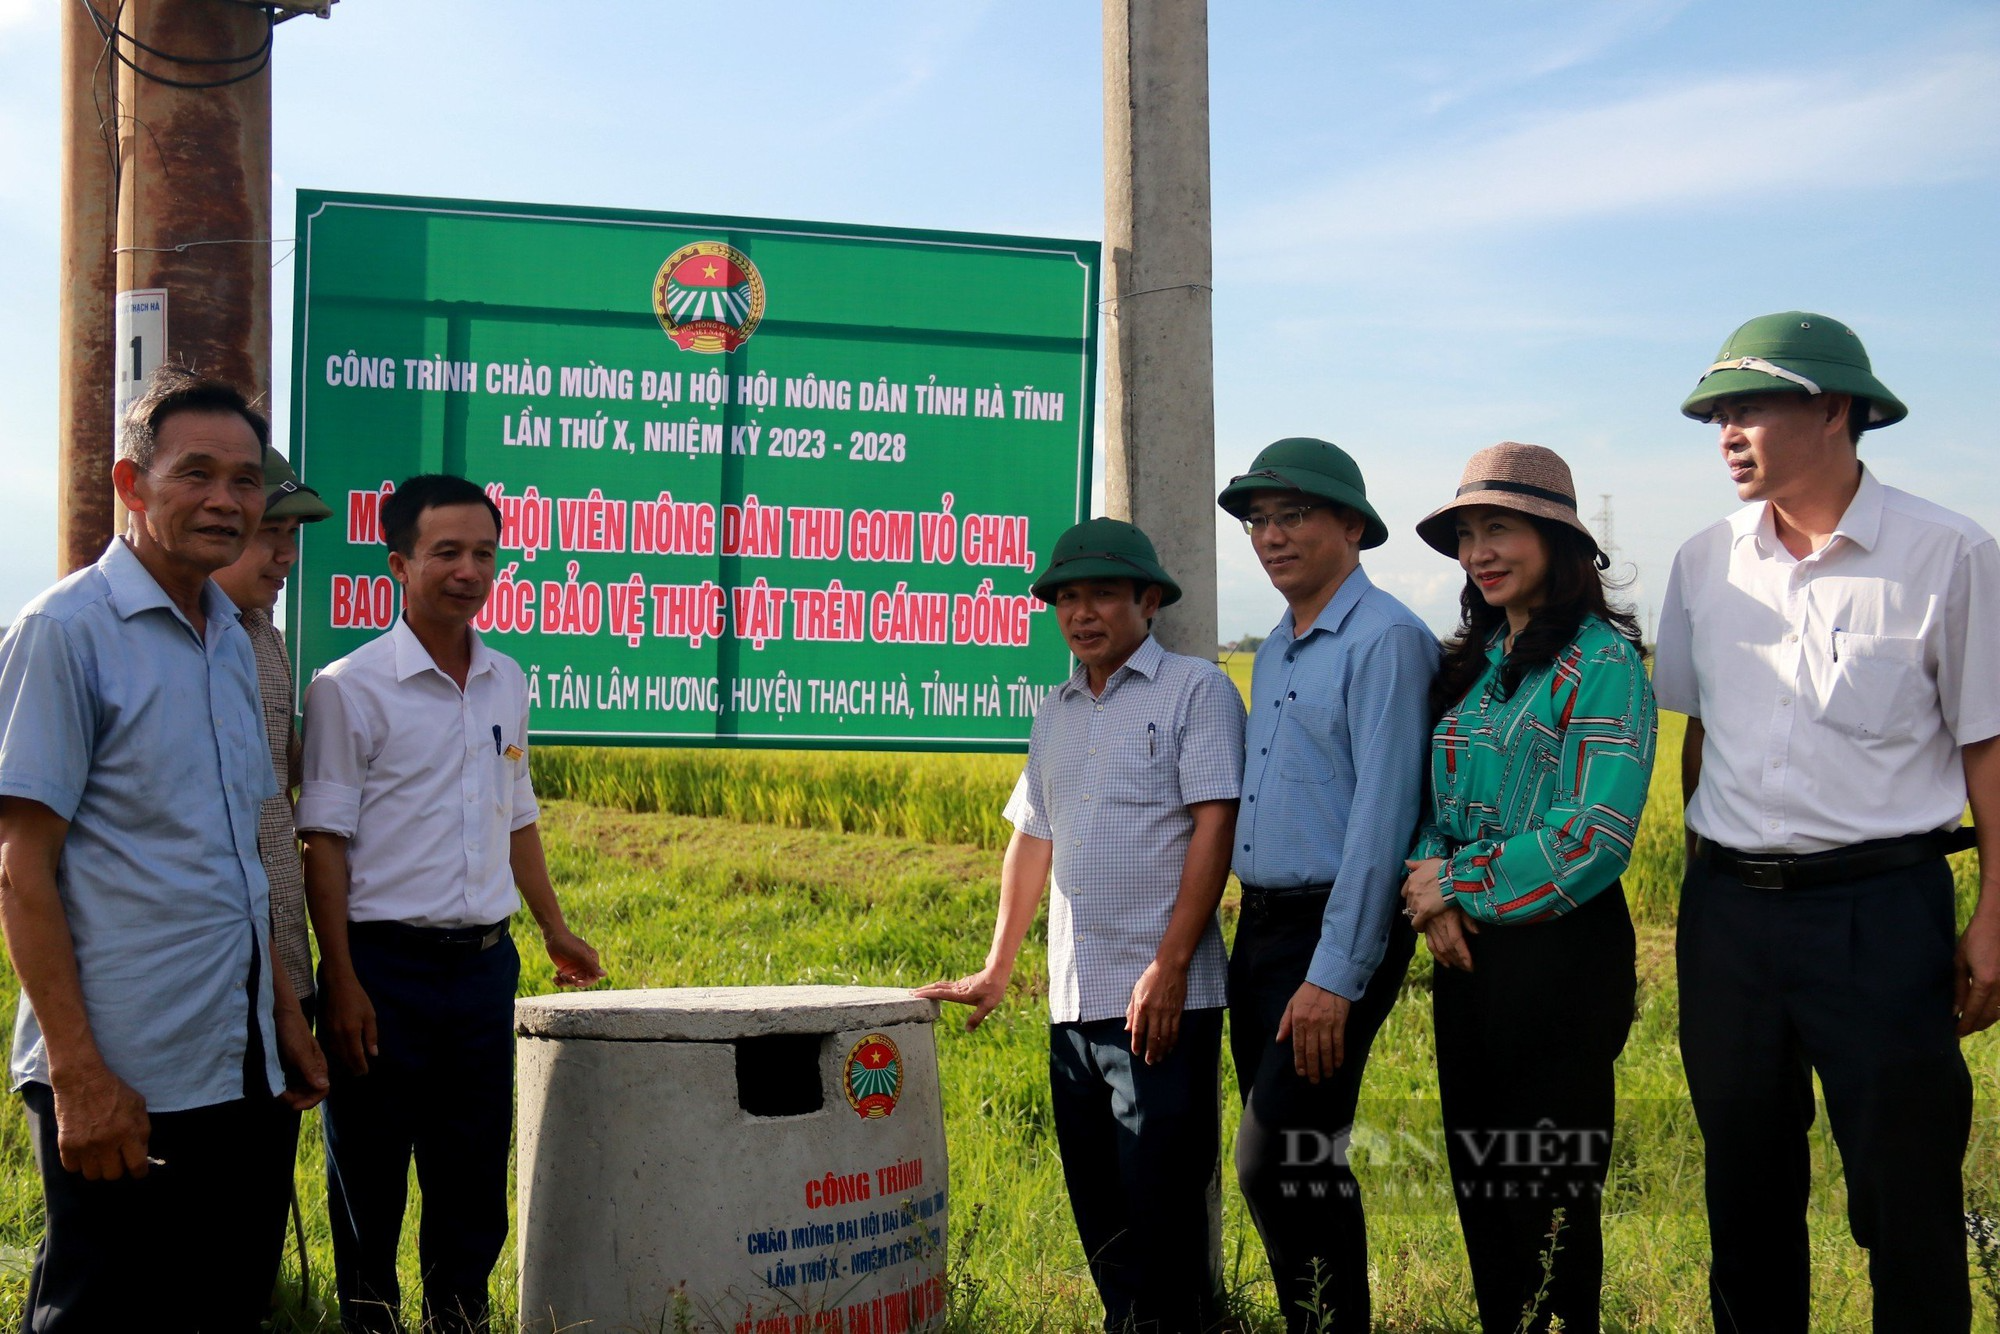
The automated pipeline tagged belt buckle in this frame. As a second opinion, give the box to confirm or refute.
[1734,857,1791,890]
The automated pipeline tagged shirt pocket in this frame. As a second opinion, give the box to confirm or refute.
[1102,720,1178,809]
[495,741,531,820]
[1820,632,1929,740]
[1278,701,1339,784]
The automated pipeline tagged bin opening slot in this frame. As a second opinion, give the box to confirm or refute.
[735,1033,826,1116]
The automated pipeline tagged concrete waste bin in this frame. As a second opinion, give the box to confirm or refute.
[516,985,948,1334]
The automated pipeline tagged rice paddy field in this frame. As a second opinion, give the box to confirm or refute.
[0,659,1994,1330]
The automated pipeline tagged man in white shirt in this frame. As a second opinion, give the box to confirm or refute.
[298,474,604,1334]
[1655,312,2000,1333]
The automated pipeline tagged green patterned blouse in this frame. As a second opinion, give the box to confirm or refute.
[1412,614,1657,924]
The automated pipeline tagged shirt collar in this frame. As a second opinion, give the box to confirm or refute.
[97,537,238,635]
[1832,465,1884,552]
[1730,464,1883,557]
[1058,633,1164,698]
[1279,564,1375,644]
[389,614,497,684]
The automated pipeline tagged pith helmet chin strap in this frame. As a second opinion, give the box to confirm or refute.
[1703,356,1822,395]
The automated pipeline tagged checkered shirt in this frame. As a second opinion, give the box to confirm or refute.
[242,609,313,1001]
[1006,636,1246,1024]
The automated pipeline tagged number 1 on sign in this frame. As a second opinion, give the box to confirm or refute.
[113,288,169,431]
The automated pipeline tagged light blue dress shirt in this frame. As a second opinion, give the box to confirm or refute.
[1009,636,1247,1024]
[0,540,280,1112]
[1233,566,1438,1001]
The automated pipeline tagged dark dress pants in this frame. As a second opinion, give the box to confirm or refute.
[1678,855,1972,1334]
[322,931,519,1334]
[20,1082,295,1334]
[1230,894,1416,1334]
[1433,883,1635,1334]
[1050,1007,1226,1334]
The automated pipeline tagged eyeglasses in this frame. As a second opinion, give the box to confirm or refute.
[1241,505,1319,535]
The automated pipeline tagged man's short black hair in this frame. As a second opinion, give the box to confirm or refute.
[118,365,270,471]
[1847,397,1870,447]
[380,474,504,557]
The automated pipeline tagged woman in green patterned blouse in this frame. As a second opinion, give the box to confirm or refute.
[1399,442,1657,1334]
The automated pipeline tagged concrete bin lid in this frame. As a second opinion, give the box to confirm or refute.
[515,985,941,1041]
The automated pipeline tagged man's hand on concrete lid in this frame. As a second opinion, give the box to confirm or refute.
[914,968,1008,1032]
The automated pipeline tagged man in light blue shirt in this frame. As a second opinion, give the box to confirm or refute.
[0,369,325,1331]
[1216,438,1437,1334]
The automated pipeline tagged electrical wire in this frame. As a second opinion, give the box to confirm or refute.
[79,0,270,65]
[76,0,276,90]
[114,236,293,255]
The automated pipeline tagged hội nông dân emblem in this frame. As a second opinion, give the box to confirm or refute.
[653,241,766,353]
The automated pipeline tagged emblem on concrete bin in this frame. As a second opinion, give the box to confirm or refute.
[842,1033,903,1119]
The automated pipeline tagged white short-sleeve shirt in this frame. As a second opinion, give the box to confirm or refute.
[1654,466,2000,854]
[296,617,539,927]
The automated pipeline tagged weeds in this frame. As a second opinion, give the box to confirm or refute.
[942,1202,990,1333]
[1514,1207,1566,1334]
[1970,1188,2000,1329]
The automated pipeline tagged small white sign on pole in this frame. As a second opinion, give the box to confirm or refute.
[114,288,169,435]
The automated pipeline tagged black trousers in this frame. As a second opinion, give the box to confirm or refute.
[1433,883,1635,1334]
[1229,895,1416,1334]
[1049,1008,1226,1334]
[1678,855,1973,1334]
[19,1082,295,1334]
[321,931,519,1334]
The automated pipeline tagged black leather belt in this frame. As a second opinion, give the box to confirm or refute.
[1696,828,1977,891]
[348,919,511,952]
[1238,882,1332,915]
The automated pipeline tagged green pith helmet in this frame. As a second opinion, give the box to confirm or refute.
[1680,311,1907,429]
[1215,437,1389,548]
[262,448,333,522]
[1030,517,1182,606]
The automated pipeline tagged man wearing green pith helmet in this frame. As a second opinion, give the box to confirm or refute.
[1655,313,2000,1332]
[1216,438,1436,1334]
[919,518,1247,1334]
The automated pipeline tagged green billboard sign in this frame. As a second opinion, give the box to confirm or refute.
[289,191,1099,750]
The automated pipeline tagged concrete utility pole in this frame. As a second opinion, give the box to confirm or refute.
[114,2,276,402]
[59,0,298,570]
[1102,0,1219,660]
[58,4,118,575]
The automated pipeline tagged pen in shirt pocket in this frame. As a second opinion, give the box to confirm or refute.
[1148,721,1156,757]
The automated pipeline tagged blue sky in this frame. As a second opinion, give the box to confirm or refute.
[2,0,1996,639]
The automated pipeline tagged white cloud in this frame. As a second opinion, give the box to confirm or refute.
[1234,47,2000,272]
[798,3,999,148]
[1421,0,1698,112]
[0,0,46,35]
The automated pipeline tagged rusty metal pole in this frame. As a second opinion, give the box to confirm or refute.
[1102,0,1219,661]
[58,4,119,573]
[114,0,274,405]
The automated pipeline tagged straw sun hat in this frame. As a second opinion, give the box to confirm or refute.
[1414,442,1604,565]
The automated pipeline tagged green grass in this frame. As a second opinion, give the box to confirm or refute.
[531,745,1024,850]
[0,706,1994,1330]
